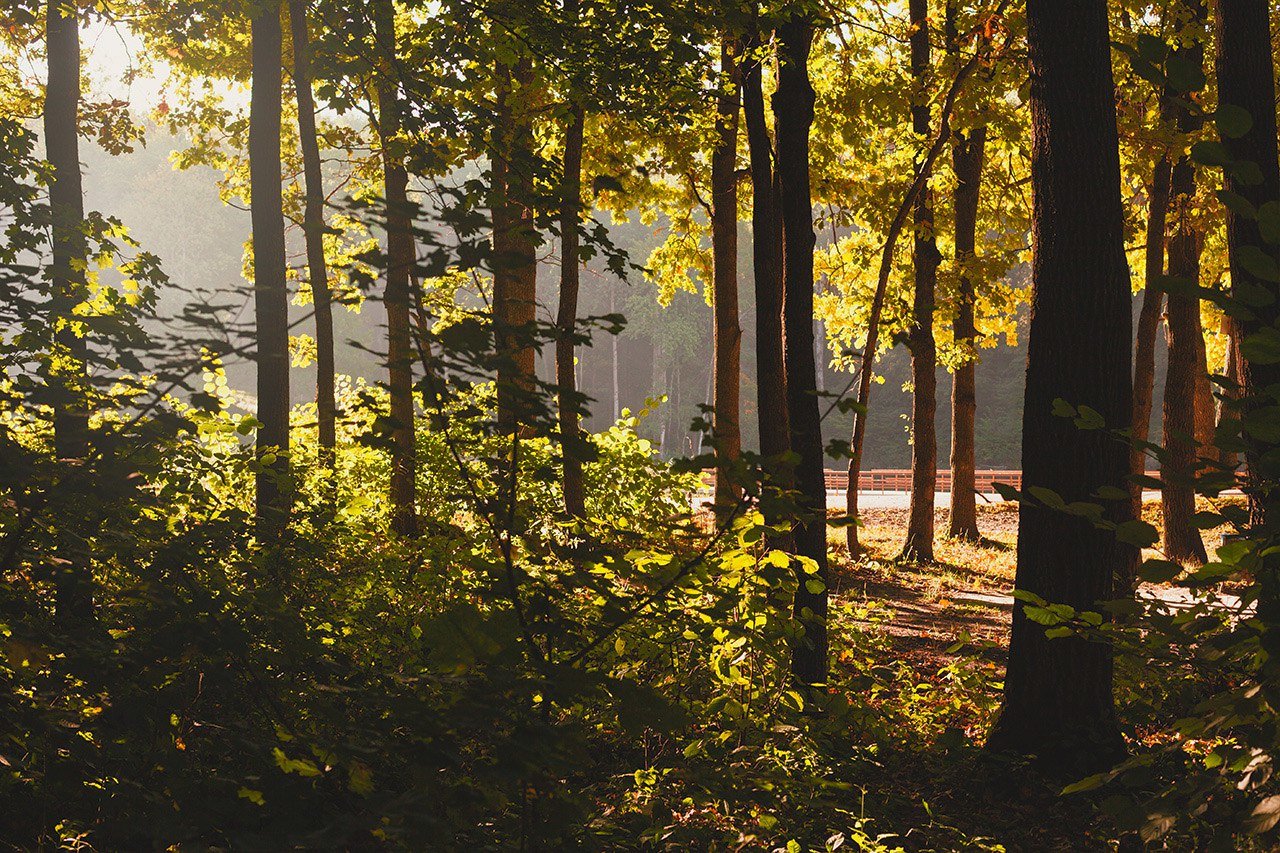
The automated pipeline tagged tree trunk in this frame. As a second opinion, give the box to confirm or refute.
[249,0,292,535]
[776,17,828,685]
[1213,0,1280,614]
[491,58,539,433]
[948,126,985,541]
[743,38,789,470]
[712,38,743,511]
[1161,2,1208,565]
[46,0,92,621]
[1130,157,1171,520]
[557,102,587,517]
[1218,314,1241,471]
[375,0,417,537]
[288,0,336,485]
[901,0,940,563]
[985,0,1133,774]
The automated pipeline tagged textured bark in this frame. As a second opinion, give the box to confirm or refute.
[743,39,789,470]
[288,0,336,481]
[375,0,417,536]
[776,18,828,684]
[1213,0,1280,602]
[1160,3,1208,566]
[491,60,539,433]
[249,1,292,535]
[712,39,743,511]
[46,0,92,620]
[1218,315,1241,471]
[1130,157,1171,519]
[948,126,986,541]
[985,0,1133,774]
[557,102,586,517]
[901,0,940,562]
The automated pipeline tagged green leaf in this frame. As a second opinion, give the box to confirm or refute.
[1138,559,1182,583]
[1190,140,1232,168]
[1259,202,1280,244]
[1215,104,1254,138]
[1245,406,1280,443]
[1116,520,1159,548]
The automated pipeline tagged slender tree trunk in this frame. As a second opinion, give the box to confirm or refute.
[776,17,828,684]
[1193,316,1215,452]
[249,0,292,535]
[948,126,985,541]
[1218,315,1241,471]
[557,102,587,517]
[1160,2,1208,565]
[46,0,92,621]
[1131,157,1171,520]
[743,38,790,470]
[712,38,743,511]
[288,0,336,486]
[374,0,417,536]
[1213,0,1280,607]
[491,57,539,433]
[985,0,1133,774]
[901,0,940,563]
[611,289,620,420]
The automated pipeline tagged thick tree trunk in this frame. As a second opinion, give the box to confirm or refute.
[1131,157,1171,520]
[776,17,828,684]
[491,60,539,433]
[712,38,743,511]
[375,0,417,536]
[46,0,92,620]
[985,0,1133,774]
[743,40,789,470]
[1213,0,1280,623]
[1161,3,1208,565]
[249,1,292,535]
[557,103,586,518]
[948,126,985,541]
[901,0,939,562]
[288,0,336,484]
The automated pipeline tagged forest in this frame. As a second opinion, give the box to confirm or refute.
[2,0,1280,849]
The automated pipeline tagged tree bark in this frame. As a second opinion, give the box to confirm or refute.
[776,17,828,684]
[711,38,743,511]
[1160,0,1209,565]
[557,102,587,518]
[1130,156,1171,520]
[985,0,1133,774]
[948,126,985,541]
[1213,0,1280,616]
[46,0,92,620]
[743,37,789,470]
[375,0,417,537]
[250,0,292,535]
[491,55,539,434]
[288,0,336,485]
[901,0,940,562]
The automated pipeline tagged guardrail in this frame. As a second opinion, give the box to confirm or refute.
[700,469,1166,494]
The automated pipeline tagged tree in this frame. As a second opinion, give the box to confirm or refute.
[944,0,986,543]
[901,0,940,562]
[1159,0,1209,566]
[947,124,985,541]
[743,29,791,492]
[1213,0,1280,532]
[45,0,92,619]
[986,0,1133,772]
[1130,154,1170,521]
[287,0,337,487]
[711,36,743,511]
[374,0,418,536]
[249,0,292,534]
[556,0,587,518]
[776,15,827,684]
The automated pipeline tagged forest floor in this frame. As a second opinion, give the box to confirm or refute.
[814,499,1236,850]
